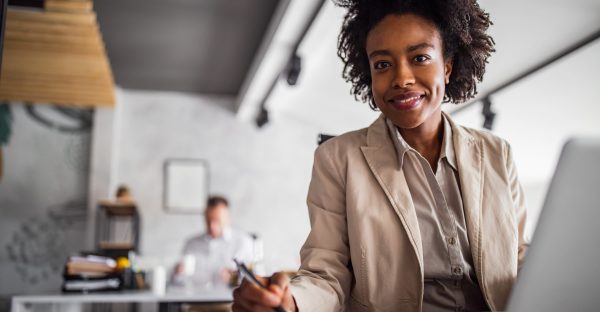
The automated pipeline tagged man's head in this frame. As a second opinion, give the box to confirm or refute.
[204,195,230,239]
[116,185,134,203]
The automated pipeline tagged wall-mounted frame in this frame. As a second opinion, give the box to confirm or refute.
[163,159,209,213]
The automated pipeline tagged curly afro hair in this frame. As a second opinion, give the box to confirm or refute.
[334,0,495,109]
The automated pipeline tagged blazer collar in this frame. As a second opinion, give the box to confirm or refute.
[444,112,483,274]
[361,112,483,275]
[361,113,424,276]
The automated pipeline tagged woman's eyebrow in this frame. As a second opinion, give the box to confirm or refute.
[407,42,435,52]
[368,49,390,59]
[368,42,436,59]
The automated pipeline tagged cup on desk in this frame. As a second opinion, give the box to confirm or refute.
[152,266,166,295]
[183,255,196,276]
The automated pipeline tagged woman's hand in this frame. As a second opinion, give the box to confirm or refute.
[232,272,297,312]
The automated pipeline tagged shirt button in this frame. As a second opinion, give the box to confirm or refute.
[448,237,457,245]
[453,266,463,275]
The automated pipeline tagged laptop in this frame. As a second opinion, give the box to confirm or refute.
[507,138,600,311]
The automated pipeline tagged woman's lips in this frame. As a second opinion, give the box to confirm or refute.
[387,93,424,111]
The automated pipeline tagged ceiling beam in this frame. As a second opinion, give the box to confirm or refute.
[235,0,325,122]
[450,28,600,116]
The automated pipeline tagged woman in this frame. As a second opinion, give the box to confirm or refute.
[233,0,527,311]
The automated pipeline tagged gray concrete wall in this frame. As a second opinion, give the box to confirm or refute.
[93,88,314,273]
[0,104,90,295]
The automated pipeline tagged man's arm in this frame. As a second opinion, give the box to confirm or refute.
[171,239,194,284]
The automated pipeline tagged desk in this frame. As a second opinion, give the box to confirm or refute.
[11,287,233,312]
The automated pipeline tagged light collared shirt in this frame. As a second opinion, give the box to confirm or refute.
[177,227,254,287]
[387,115,489,312]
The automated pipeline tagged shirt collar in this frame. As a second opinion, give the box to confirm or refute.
[386,118,411,169]
[440,114,457,171]
[203,226,233,242]
[222,227,233,241]
[386,114,457,171]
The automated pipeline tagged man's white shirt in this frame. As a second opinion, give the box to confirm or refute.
[175,227,254,287]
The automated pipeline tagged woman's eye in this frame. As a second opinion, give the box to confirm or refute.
[414,55,431,63]
[373,61,391,70]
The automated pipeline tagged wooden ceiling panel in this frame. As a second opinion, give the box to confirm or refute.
[0,2,115,107]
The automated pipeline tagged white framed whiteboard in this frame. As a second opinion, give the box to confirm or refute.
[163,159,209,213]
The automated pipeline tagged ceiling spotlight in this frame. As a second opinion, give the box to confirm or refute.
[317,134,335,145]
[285,53,302,86]
[482,97,496,130]
[255,105,269,128]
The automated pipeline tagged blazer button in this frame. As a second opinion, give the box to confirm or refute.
[453,266,463,275]
[448,237,457,245]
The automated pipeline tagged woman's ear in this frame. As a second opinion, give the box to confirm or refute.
[444,57,453,84]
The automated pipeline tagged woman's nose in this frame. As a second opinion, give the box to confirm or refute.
[392,62,415,88]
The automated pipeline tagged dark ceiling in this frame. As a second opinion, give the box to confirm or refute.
[94,0,280,95]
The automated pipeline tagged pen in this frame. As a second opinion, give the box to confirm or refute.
[233,259,286,312]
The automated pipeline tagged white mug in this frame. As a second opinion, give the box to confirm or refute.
[152,266,166,295]
[182,255,196,276]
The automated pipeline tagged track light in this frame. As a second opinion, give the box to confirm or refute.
[482,97,496,130]
[317,134,335,145]
[255,104,269,128]
[285,53,302,86]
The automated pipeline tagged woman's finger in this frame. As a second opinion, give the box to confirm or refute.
[232,300,274,312]
[268,272,290,294]
[236,279,282,307]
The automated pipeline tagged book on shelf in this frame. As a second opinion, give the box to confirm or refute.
[62,255,122,293]
[68,254,117,266]
[62,277,121,292]
[66,262,116,275]
[65,254,116,274]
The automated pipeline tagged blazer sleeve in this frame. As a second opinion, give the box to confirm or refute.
[505,142,529,271]
[290,143,352,312]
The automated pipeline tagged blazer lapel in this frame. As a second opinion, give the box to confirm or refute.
[445,113,483,275]
[360,115,424,272]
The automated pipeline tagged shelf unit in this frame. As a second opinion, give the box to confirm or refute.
[95,200,140,258]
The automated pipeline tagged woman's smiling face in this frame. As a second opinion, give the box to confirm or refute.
[366,13,452,130]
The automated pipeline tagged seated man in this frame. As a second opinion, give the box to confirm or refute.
[173,195,254,288]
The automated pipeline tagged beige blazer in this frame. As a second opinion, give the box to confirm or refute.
[290,113,528,312]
